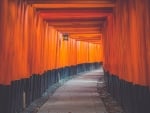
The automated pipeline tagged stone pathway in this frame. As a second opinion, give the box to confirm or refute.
[37,69,107,113]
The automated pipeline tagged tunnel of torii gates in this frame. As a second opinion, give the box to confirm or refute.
[0,0,150,113]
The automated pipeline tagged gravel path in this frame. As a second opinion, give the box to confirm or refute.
[97,76,126,113]
[22,68,126,113]
[37,69,107,113]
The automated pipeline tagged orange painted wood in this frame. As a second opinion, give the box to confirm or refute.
[39,12,111,20]
[103,0,150,86]
[0,0,103,85]
[33,3,115,9]
[28,0,114,4]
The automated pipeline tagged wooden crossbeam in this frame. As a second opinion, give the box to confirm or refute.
[28,0,115,4]
[32,3,115,9]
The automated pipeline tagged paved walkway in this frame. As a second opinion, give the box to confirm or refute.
[37,69,107,113]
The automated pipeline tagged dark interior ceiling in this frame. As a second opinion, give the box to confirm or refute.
[27,0,115,44]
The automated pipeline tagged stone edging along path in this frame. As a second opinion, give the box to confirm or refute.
[97,76,126,113]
